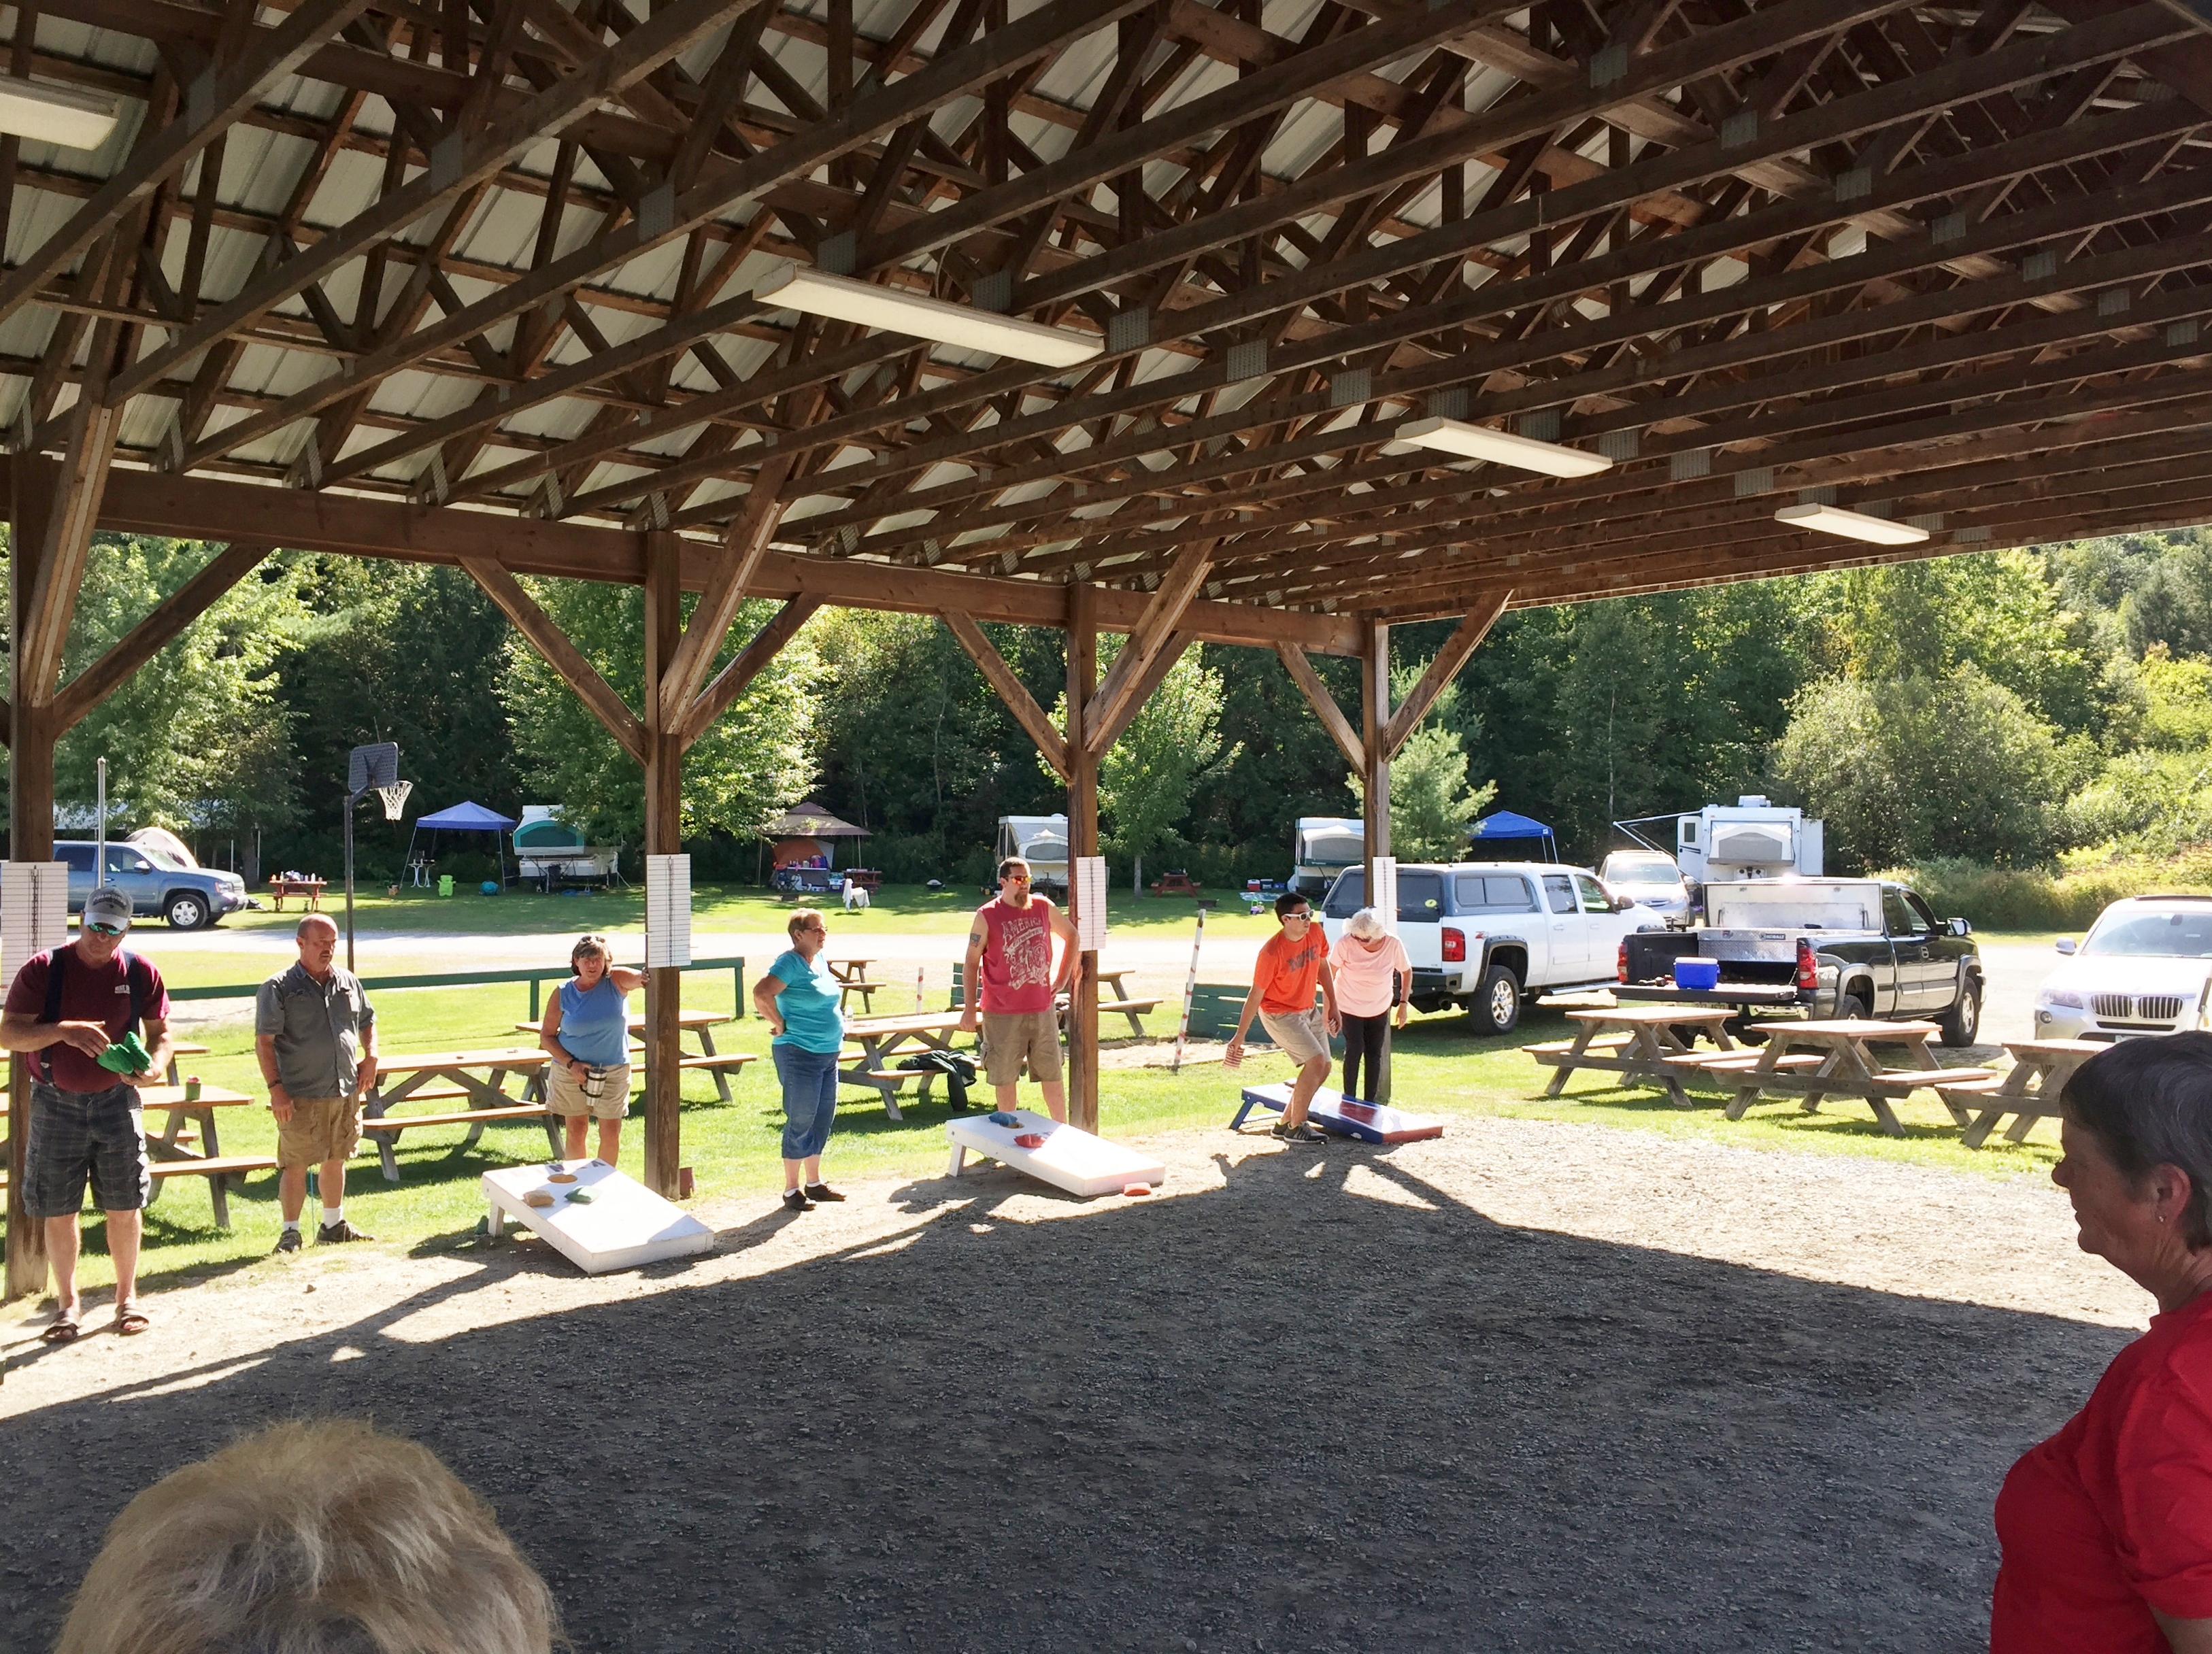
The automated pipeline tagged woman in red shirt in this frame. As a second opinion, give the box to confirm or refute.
[1994,1033,2212,1652]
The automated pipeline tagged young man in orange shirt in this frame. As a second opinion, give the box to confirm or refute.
[1226,892,1341,1143]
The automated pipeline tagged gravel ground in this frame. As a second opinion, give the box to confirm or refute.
[0,1115,2145,1652]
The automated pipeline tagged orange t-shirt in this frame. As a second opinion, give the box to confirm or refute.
[1254,929,1328,1015]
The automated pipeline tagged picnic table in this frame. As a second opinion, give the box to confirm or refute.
[139,1081,267,1228]
[514,1009,755,1102]
[266,875,326,911]
[826,959,882,1015]
[1150,871,1201,897]
[1932,1038,2102,1148]
[1524,1005,1740,1109]
[840,1011,973,1121]
[361,1046,556,1181]
[1699,1019,1992,1138]
[950,963,1162,1038]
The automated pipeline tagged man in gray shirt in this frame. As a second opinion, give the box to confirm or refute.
[256,914,378,1252]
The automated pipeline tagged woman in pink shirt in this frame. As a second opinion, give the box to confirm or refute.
[1329,907,1410,1102]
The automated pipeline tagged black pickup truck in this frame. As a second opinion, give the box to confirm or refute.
[1616,878,1984,1047]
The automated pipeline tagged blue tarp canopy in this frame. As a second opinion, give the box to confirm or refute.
[1472,810,1552,839]
[406,801,517,885]
[416,800,516,830]
[1471,811,1559,861]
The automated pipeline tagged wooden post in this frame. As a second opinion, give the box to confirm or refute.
[1360,616,1390,890]
[640,531,684,1198]
[5,460,57,1300]
[1065,582,1101,1134]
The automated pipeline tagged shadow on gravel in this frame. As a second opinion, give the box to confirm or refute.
[0,1141,2128,1653]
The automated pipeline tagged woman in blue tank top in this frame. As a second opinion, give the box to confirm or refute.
[537,934,644,1166]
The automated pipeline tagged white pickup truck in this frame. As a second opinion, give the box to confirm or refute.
[1320,861,1662,1034]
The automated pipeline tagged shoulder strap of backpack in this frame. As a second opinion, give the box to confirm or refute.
[37,949,63,1082]
[122,951,149,1024]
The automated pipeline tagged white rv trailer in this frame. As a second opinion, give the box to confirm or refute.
[995,815,1070,894]
[1291,816,1366,899]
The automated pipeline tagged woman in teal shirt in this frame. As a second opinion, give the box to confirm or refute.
[751,907,846,1212]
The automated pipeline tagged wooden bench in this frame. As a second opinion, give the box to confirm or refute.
[678,1051,755,1076]
[361,1104,552,1133]
[146,1155,278,1228]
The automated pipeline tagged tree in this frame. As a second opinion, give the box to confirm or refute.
[1,532,314,852]
[1774,666,2065,868]
[1039,639,1238,890]
[500,581,820,854]
[1345,675,1495,860]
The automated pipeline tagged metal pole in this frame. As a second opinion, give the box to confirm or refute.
[343,790,358,973]
[95,756,106,878]
[1170,905,1206,1075]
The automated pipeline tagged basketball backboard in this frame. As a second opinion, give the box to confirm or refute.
[348,741,399,793]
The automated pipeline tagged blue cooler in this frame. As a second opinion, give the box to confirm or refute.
[1673,957,1721,992]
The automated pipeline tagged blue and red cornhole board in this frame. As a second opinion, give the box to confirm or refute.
[1230,1082,1445,1143]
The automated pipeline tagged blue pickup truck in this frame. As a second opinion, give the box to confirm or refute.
[56,841,250,930]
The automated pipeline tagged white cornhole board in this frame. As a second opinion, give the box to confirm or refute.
[482,1159,713,1274]
[945,1110,1165,1198]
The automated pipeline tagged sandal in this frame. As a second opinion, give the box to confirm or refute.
[39,1315,80,1345]
[114,1306,151,1336]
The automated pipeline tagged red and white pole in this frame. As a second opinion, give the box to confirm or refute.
[1169,907,1206,1075]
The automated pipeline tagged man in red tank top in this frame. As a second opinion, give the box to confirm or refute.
[959,858,1080,1120]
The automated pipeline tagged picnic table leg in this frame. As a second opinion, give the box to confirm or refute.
[1640,1029,1693,1109]
[1726,1043,1790,1121]
[1543,1024,1598,1098]
[367,1091,401,1183]
[195,1104,233,1228]
[948,1139,967,1178]
[697,1026,733,1104]
[1798,1048,1854,1114]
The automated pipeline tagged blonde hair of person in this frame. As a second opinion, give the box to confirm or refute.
[1345,906,1388,941]
[56,1418,560,1654]
[569,932,611,972]
[787,906,826,942]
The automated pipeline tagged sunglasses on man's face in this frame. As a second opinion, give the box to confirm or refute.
[1004,873,1031,884]
[87,922,124,937]
[1282,911,1313,924]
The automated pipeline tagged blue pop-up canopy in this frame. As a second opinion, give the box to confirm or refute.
[1471,810,1559,861]
[406,800,518,885]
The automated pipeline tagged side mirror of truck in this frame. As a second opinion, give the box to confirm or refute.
[2055,937,2077,955]
[1946,917,1971,937]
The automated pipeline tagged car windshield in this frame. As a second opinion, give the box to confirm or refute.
[1605,858,1679,885]
[134,844,188,870]
[2083,909,2212,958]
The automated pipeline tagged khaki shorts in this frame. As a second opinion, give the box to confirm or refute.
[983,1011,1062,1087]
[548,1061,633,1121]
[1258,1007,1331,1066]
[277,1095,360,1168]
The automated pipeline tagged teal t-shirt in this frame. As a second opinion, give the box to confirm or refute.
[769,949,845,1054]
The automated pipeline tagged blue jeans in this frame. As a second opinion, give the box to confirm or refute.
[773,1043,839,1160]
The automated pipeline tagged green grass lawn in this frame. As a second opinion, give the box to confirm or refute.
[202,882,1277,942]
[2,996,2059,1306]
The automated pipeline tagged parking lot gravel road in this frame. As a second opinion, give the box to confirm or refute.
[0,1113,2141,1651]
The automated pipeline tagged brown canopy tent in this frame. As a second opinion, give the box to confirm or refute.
[7,0,2212,1295]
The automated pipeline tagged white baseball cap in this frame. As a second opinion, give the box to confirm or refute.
[82,885,133,933]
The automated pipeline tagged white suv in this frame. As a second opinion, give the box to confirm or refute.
[1321,861,1659,1034]
[2034,896,2212,1041]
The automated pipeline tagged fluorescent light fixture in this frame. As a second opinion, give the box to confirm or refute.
[1772,503,1930,546]
[753,265,1101,369]
[0,78,118,150]
[1396,416,1612,478]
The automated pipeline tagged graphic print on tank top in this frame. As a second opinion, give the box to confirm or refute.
[1001,905,1052,992]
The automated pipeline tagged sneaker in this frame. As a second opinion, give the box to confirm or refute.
[1284,1123,1329,1145]
[1269,1120,1291,1139]
[273,1229,301,1255]
[805,1183,846,1202]
[782,1188,814,1213]
[316,1221,373,1245]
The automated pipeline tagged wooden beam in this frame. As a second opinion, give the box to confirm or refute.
[458,556,647,761]
[113,0,764,401]
[943,609,1069,779]
[1088,628,1193,760]
[5,456,56,1302]
[0,0,375,329]
[18,335,124,701]
[658,450,792,728]
[1080,543,1212,744]
[679,593,822,745]
[50,540,271,732]
[640,530,684,1200]
[1065,579,1100,1135]
[1273,641,1363,771]
[1379,590,1509,758]
[1360,617,1389,887]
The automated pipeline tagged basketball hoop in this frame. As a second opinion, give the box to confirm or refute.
[375,780,413,822]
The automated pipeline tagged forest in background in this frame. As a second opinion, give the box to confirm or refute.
[10,524,2212,919]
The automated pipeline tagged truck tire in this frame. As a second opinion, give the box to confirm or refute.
[1939,980,1983,1048]
[1467,964,1522,1035]
[1840,991,1872,1023]
[164,891,210,930]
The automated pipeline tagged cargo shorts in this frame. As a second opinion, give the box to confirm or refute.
[24,1081,150,1217]
[982,1011,1063,1087]
[277,1094,361,1169]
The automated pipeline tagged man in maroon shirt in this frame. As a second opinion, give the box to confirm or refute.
[959,857,1079,1121]
[0,885,172,1340]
